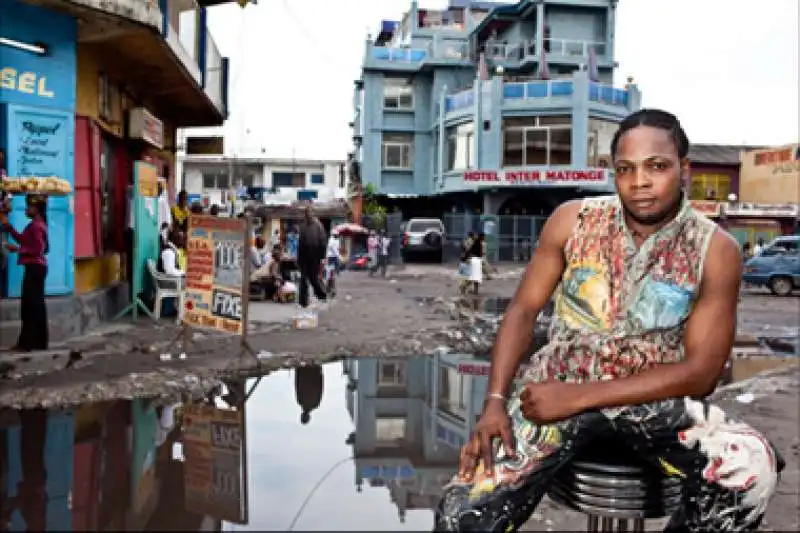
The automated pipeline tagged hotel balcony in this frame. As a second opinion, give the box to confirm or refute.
[484,37,609,68]
[444,76,634,122]
[364,39,471,71]
[38,0,229,126]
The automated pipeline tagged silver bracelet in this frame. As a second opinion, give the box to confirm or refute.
[486,392,507,403]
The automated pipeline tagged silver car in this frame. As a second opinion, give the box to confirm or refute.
[401,218,445,262]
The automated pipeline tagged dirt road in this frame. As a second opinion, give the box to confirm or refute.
[0,265,797,409]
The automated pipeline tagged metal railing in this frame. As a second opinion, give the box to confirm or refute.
[544,38,606,58]
[442,213,547,263]
[429,40,470,60]
[445,88,474,112]
[589,82,629,107]
[370,46,428,62]
[484,39,537,62]
[503,79,574,100]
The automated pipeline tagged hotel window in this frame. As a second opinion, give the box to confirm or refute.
[378,361,407,387]
[445,122,476,171]
[588,118,619,165]
[438,366,469,420]
[690,174,731,201]
[501,116,572,167]
[382,133,413,169]
[375,418,406,446]
[310,173,325,185]
[383,77,414,110]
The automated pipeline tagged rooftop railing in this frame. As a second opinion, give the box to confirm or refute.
[544,38,606,58]
[485,39,537,62]
[589,82,628,106]
[370,46,428,62]
[503,79,575,100]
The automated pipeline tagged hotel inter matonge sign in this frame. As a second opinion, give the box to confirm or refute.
[463,169,609,186]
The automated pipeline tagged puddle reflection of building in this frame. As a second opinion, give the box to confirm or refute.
[344,357,460,523]
[0,387,249,532]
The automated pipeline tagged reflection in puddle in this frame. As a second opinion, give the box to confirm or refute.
[2,353,792,530]
[0,355,495,531]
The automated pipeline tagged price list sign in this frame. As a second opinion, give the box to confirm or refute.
[183,403,247,524]
[183,215,249,336]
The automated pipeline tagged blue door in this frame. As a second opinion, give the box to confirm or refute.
[4,104,75,297]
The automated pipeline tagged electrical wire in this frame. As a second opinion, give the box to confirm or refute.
[286,455,355,531]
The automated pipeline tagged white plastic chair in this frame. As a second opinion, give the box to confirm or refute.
[147,259,185,324]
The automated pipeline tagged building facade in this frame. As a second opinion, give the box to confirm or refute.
[350,0,640,218]
[181,155,348,209]
[1,0,232,346]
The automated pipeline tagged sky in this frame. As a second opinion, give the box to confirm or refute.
[187,0,799,160]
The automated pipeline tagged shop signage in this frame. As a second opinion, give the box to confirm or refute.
[183,403,247,524]
[128,107,164,149]
[725,203,800,219]
[184,215,249,335]
[690,200,721,217]
[463,169,609,186]
[0,67,55,98]
[186,135,225,155]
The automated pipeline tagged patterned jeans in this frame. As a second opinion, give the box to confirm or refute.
[435,395,784,532]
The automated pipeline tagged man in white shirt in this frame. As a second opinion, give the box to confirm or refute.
[377,230,391,277]
[325,232,341,295]
[157,178,172,237]
[160,231,184,277]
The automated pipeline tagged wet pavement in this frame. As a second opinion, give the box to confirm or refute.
[1,354,797,531]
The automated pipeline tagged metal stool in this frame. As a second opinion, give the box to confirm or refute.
[546,443,684,533]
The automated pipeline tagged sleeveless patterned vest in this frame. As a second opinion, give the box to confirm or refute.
[526,195,718,384]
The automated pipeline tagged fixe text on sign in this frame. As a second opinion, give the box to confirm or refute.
[463,169,607,184]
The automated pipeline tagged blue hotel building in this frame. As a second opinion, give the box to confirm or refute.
[350,0,642,217]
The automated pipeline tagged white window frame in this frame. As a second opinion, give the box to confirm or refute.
[383,78,415,110]
[382,134,413,170]
[445,122,476,171]
[378,361,407,387]
[375,417,406,445]
[501,125,571,167]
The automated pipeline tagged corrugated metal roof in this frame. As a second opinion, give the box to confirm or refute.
[688,144,764,165]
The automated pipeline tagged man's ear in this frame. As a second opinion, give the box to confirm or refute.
[680,157,692,189]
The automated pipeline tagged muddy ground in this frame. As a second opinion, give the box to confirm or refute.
[0,265,796,410]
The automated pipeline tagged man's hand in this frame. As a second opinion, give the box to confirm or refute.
[520,381,586,424]
[458,399,515,481]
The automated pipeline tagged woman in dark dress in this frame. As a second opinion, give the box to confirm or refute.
[0,194,49,351]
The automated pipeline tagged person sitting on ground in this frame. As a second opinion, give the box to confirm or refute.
[435,108,783,532]
[251,247,284,301]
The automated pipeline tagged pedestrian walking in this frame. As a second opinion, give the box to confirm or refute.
[480,232,496,280]
[374,229,391,277]
[458,232,475,294]
[467,233,484,294]
[0,194,49,351]
[295,363,324,425]
[297,205,328,308]
[325,230,341,296]
[366,230,378,275]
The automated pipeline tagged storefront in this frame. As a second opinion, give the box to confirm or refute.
[0,0,77,297]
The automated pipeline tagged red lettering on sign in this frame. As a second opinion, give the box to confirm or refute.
[464,171,501,182]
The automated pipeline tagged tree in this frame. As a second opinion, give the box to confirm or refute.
[361,183,386,229]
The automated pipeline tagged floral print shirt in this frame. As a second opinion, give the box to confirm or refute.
[526,195,718,388]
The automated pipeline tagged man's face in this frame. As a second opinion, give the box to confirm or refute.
[614,126,687,226]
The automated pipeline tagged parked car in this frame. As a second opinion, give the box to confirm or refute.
[401,218,445,262]
[742,235,800,296]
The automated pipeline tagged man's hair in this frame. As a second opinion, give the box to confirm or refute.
[611,109,690,159]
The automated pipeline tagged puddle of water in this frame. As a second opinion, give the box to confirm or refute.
[0,356,471,531]
[1,353,794,531]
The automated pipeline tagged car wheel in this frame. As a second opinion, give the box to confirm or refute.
[768,276,793,296]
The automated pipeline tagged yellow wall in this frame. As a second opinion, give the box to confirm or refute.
[739,143,800,204]
[74,44,178,293]
[75,254,122,295]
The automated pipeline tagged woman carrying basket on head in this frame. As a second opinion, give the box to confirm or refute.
[0,194,49,352]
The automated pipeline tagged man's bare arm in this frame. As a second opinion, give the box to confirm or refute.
[575,230,742,410]
[486,200,580,399]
